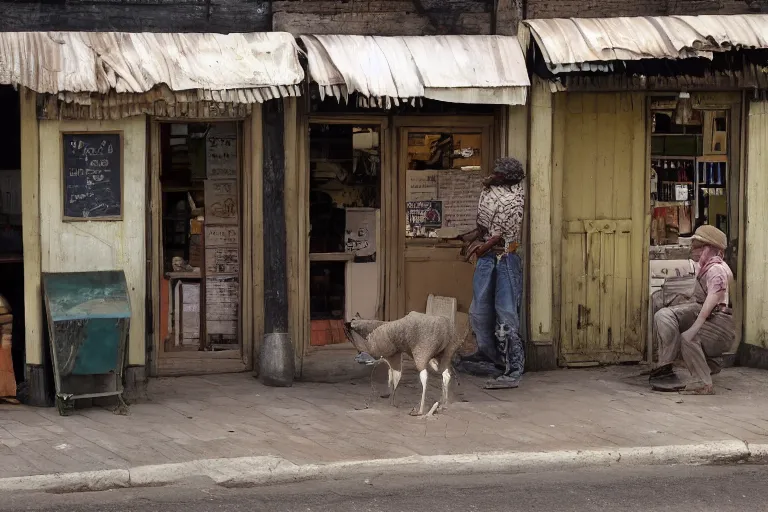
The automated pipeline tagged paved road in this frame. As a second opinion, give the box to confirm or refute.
[4,464,768,511]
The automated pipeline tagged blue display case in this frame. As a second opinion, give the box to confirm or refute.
[42,270,131,415]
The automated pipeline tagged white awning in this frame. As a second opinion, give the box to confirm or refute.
[523,15,768,74]
[301,34,530,106]
[0,32,304,102]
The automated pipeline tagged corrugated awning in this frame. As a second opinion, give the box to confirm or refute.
[0,32,304,102]
[300,34,530,107]
[523,15,768,74]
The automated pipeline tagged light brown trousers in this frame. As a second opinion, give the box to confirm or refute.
[654,276,734,386]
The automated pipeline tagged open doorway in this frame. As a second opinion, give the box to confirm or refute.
[308,123,382,348]
[0,85,23,398]
[647,95,737,361]
[152,121,246,375]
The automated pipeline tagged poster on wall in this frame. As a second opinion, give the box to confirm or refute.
[205,275,239,349]
[206,124,238,180]
[437,170,484,233]
[61,132,122,220]
[404,169,483,237]
[406,200,443,237]
[204,179,238,225]
[406,170,438,201]
[345,208,376,259]
[204,225,238,247]
[205,247,239,274]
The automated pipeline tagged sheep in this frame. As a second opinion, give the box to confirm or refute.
[345,312,463,416]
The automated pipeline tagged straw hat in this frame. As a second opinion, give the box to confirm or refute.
[692,225,727,251]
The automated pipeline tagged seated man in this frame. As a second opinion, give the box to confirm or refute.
[649,225,735,395]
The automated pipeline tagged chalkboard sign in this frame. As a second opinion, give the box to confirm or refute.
[62,132,123,220]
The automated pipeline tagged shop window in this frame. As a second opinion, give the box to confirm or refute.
[650,99,730,249]
[158,122,241,353]
[0,85,23,388]
[0,85,21,256]
[308,123,381,340]
[405,131,485,239]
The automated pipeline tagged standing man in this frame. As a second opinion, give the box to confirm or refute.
[650,225,735,395]
[457,157,526,390]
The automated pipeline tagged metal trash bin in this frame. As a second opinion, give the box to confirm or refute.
[42,270,131,416]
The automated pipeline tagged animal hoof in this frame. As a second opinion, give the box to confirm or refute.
[380,392,391,399]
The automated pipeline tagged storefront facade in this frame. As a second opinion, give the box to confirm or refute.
[522,15,766,367]
[8,30,538,403]
[284,34,539,375]
[10,32,304,403]
[9,13,768,406]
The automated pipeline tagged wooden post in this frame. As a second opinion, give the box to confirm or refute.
[19,88,51,406]
[528,77,554,344]
[526,77,558,371]
[259,99,294,386]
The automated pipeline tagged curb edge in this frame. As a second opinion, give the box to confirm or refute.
[0,440,756,494]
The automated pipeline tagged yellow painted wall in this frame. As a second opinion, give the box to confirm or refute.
[38,117,147,366]
[20,90,43,365]
[745,100,768,348]
[528,79,553,343]
[556,93,647,364]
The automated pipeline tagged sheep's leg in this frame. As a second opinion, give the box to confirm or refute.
[438,352,454,408]
[410,369,429,416]
[428,358,440,374]
[382,354,402,406]
[441,368,452,407]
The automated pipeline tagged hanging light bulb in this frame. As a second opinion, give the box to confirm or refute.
[675,91,694,125]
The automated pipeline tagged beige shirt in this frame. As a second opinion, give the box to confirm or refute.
[476,183,525,245]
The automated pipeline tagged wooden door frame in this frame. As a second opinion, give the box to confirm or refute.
[302,114,390,337]
[645,91,745,357]
[147,117,250,377]
[553,92,648,366]
[393,115,496,319]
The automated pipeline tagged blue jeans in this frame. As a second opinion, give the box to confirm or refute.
[468,252,524,378]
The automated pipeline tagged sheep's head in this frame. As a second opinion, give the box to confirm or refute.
[344,315,385,353]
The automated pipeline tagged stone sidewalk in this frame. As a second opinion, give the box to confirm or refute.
[2,363,768,480]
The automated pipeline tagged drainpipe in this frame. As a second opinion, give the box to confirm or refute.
[259,99,294,387]
[492,0,498,35]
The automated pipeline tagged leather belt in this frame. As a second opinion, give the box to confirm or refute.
[713,305,732,315]
[492,242,519,255]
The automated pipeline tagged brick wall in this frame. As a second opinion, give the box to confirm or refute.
[1,0,760,40]
[273,0,496,36]
[527,0,768,19]
[0,0,271,32]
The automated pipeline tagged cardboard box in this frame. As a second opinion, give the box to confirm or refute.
[189,234,204,268]
[452,134,483,168]
[407,133,442,164]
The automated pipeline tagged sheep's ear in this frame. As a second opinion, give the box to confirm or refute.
[354,312,361,319]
